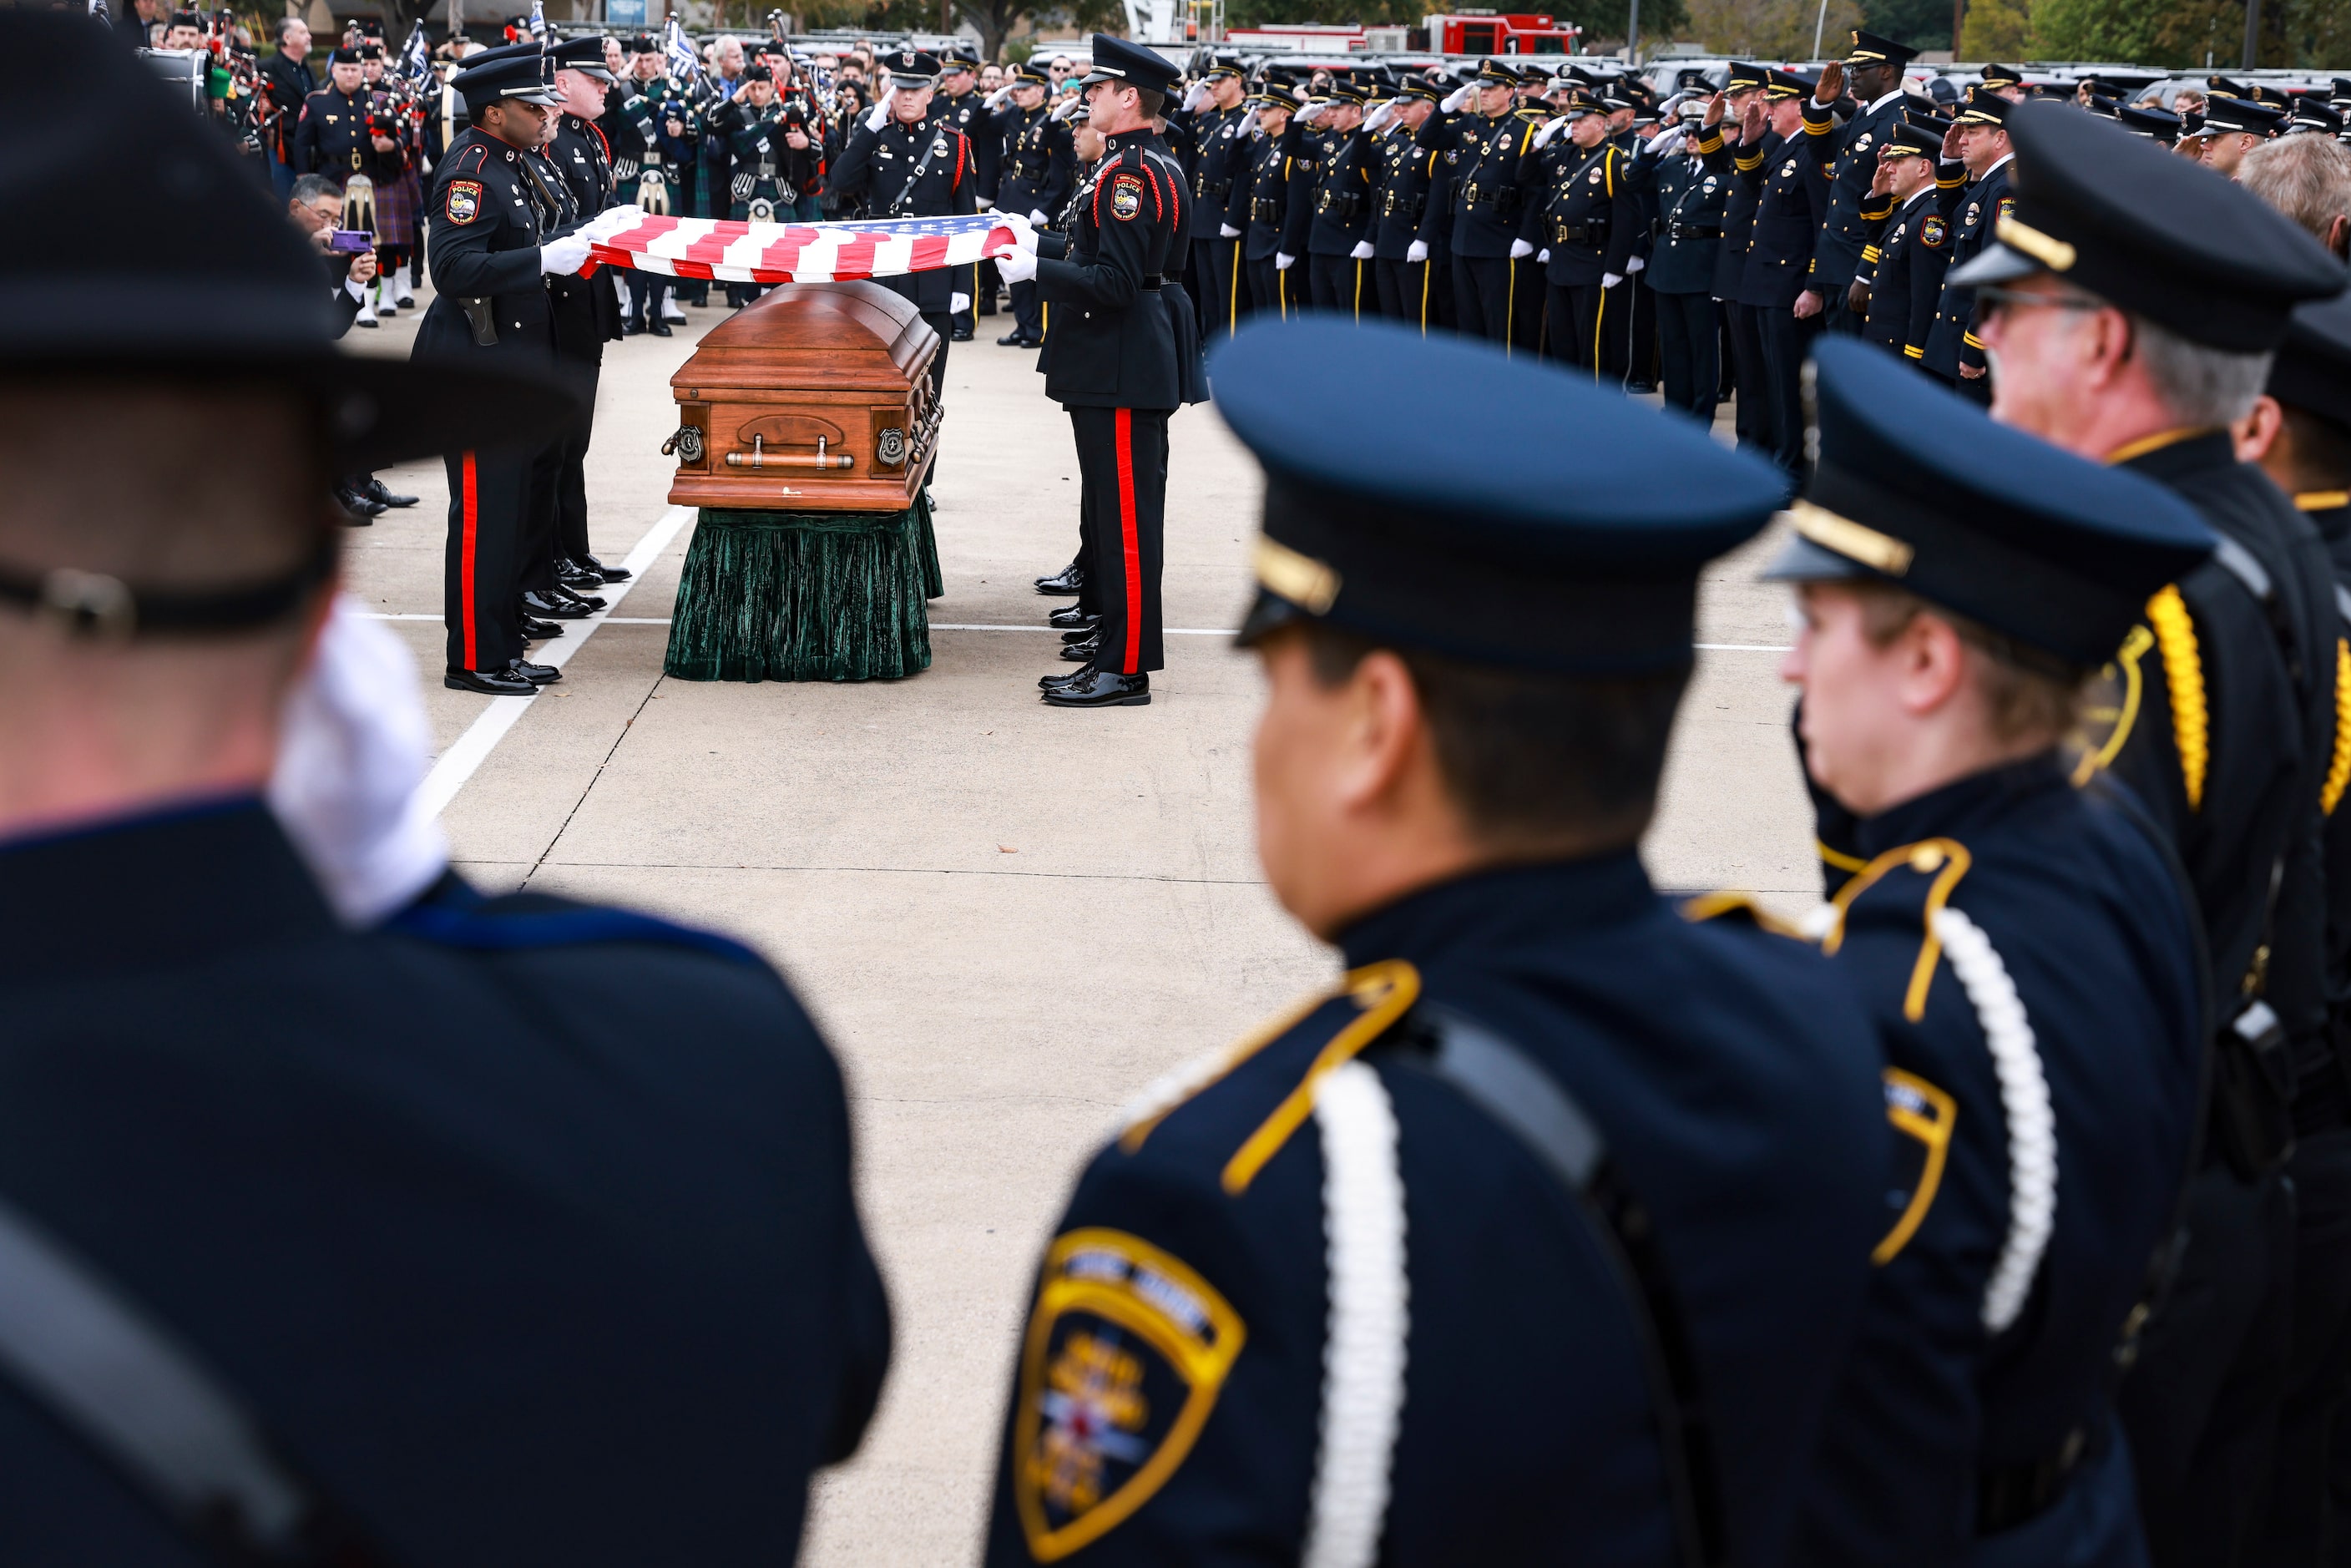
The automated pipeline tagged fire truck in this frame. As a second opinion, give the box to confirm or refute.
[1413,12,1580,54]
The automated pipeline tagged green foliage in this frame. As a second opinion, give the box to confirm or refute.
[1555,0,1693,49]
[1859,0,1951,53]
[1684,0,1863,56]
[2028,0,2165,61]
[1958,0,2031,58]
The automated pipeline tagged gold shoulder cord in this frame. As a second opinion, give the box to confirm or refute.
[2146,586,2207,811]
[2326,639,2351,817]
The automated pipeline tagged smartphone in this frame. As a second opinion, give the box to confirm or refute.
[328,229,374,253]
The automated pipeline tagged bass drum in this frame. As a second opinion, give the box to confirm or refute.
[134,47,207,114]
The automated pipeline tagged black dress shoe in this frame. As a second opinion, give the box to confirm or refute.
[509,658,562,685]
[1061,627,1097,645]
[1624,380,1658,395]
[1059,635,1100,662]
[997,330,1036,346]
[550,583,607,614]
[364,477,417,508]
[1047,604,1099,630]
[556,559,606,592]
[445,665,538,695]
[581,554,633,584]
[622,317,645,336]
[649,317,672,336]
[521,589,594,620]
[951,323,975,341]
[521,615,565,640]
[333,484,385,520]
[1042,668,1150,707]
[1034,561,1084,595]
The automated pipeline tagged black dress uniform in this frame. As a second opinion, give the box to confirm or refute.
[1734,70,1832,473]
[1856,123,1958,364]
[412,55,574,692]
[1773,340,2216,1565]
[1524,95,1636,377]
[1637,116,1731,422]
[2255,300,2351,1565]
[1186,83,1249,340]
[291,63,399,189]
[995,68,1076,347]
[1230,90,1308,321]
[1367,85,1444,329]
[1416,63,1543,347]
[1922,93,2012,399]
[1711,63,1775,458]
[933,71,995,337]
[1297,89,1377,316]
[984,315,1890,1565]
[1028,38,1186,708]
[544,39,626,594]
[1802,30,1921,335]
[1943,101,2351,1568]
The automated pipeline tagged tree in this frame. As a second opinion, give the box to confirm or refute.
[1957,0,2028,58]
[954,0,1119,63]
[1682,0,1863,57]
[1859,0,1951,53]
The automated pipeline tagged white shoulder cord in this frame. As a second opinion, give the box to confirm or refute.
[1929,906,2058,1333]
[1301,1060,1411,1568]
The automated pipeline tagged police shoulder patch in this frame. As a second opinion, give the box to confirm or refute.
[1997,194,2016,222]
[1874,1067,1955,1263]
[1920,215,1946,246]
[1012,1228,1246,1561]
[445,179,483,224]
[1110,172,1144,220]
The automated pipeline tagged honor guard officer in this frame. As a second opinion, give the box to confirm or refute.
[827,50,980,465]
[1639,94,1732,422]
[1365,77,1444,329]
[1777,340,2214,1566]
[1231,81,1309,321]
[993,61,1075,348]
[994,35,1186,710]
[544,36,630,599]
[1294,80,1378,315]
[1526,86,1636,377]
[1710,62,1776,456]
[933,51,993,340]
[2228,296,2351,1564]
[1186,59,1250,339]
[1417,59,1544,347]
[415,46,591,696]
[1920,90,2012,401]
[1856,116,1956,363]
[0,16,889,1563]
[1956,100,2349,1568]
[1732,68,1831,473]
[981,315,1890,1565]
[1804,32,1921,335]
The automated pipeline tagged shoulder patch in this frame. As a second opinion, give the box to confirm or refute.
[1875,1068,1955,1263]
[1920,215,1946,246]
[1110,171,1144,220]
[444,178,483,224]
[1012,1228,1246,1561]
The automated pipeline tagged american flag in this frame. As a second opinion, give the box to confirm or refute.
[580,210,1030,286]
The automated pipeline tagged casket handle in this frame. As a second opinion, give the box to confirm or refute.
[723,432,854,471]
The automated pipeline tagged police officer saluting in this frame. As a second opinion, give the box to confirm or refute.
[413,45,589,696]
[1526,85,1636,377]
[994,37,1186,709]
[1417,59,1542,348]
[1776,340,2214,1564]
[1804,32,1921,336]
[1186,59,1250,340]
[1854,115,1955,363]
[1366,76,1445,330]
[982,315,1888,1563]
[1637,94,1731,423]
[1957,101,2348,1566]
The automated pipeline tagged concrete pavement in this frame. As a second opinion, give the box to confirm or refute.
[346,281,1818,1564]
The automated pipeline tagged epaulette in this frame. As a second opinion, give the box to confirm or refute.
[387,886,767,969]
[1821,837,1974,1021]
[1678,890,1809,940]
[1117,959,1421,1196]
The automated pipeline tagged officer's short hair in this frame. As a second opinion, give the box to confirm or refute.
[290,173,339,205]
[1843,580,2089,744]
[1133,84,1165,119]
[1296,622,1689,848]
[2131,309,2274,427]
[2239,134,2351,247]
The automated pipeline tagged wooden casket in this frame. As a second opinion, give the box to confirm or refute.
[663,281,940,512]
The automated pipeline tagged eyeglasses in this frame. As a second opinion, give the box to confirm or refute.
[1971,285,2102,322]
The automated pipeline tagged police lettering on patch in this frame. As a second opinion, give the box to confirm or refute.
[1921,215,1948,246]
[445,179,483,224]
[1997,195,2016,223]
[1012,1228,1244,1560]
[1110,174,1144,221]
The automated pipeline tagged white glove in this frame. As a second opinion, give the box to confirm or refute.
[994,245,1038,283]
[1219,222,1241,238]
[1275,251,1294,271]
[1509,238,1534,259]
[1537,247,1550,262]
[1602,271,1624,288]
[1029,208,1049,225]
[1406,238,1428,262]
[1296,99,1332,124]
[1625,255,1646,274]
[1533,114,1569,147]
[1182,79,1210,112]
[269,594,449,928]
[1644,128,1686,160]
[1363,100,1398,133]
[1236,106,1260,136]
[951,291,970,313]
[862,98,890,133]
[977,196,994,211]
[1442,81,1474,113]
[984,83,1016,109]
[601,201,647,225]
[539,233,593,274]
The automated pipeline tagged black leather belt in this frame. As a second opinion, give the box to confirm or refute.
[1670,223,1725,240]
[1978,1426,2092,1535]
[1551,220,1608,244]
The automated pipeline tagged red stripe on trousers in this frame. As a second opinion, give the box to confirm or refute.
[1115,407,1140,674]
[460,451,478,670]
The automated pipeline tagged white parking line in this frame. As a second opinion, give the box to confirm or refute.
[415,504,694,819]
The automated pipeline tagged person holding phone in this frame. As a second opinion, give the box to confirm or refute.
[286,172,413,523]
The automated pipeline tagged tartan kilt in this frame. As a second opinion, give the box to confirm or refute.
[371,165,422,246]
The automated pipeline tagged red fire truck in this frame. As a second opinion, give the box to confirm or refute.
[1414,12,1580,54]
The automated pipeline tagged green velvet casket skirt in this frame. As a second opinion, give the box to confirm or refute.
[662,495,943,683]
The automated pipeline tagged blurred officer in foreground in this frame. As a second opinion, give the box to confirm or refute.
[0,14,888,1565]
[1780,339,2213,1565]
[1959,99,2348,1567]
[996,37,1186,709]
[982,316,1888,1564]
[2232,296,2351,1564]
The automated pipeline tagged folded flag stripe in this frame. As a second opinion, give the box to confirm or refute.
[581,211,1031,286]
